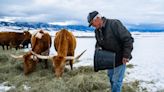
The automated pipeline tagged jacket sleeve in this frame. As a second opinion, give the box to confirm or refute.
[112,20,134,59]
[95,42,99,48]
[95,29,103,49]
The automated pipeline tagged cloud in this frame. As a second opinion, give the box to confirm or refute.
[49,20,79,26]
[0,17,17,22]
[0,0,164,25]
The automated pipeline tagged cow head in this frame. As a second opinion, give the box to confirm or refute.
[22,31,31,42]
[31,50,86,78]
[10,52,38,75]
[19,31,32,48]
[23,52,38,75]
[52,56,66,77]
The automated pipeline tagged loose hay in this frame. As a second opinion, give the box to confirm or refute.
[0,48,148,92]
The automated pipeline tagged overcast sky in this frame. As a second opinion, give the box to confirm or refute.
[0,0,164,25]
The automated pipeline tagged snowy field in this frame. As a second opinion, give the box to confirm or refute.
[0,27,164,91]
[125,32,164,92]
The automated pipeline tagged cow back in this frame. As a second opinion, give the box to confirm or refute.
[0,32,15,45]
[31,30,51,54]
[54,29,76,56]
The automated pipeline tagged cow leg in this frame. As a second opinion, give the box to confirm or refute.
[23,45,25,48]
[42,50,49,69]
[6,45,8,50]
[2,45,5,50]
[69,53,74,70]
[15,46,18,50]
[69,60,74,70]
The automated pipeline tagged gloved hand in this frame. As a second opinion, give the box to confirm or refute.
[122,57,129,64]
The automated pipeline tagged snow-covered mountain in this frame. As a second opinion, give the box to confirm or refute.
[0,21,164,32]
[0,21,94,32]
[127,23,164,32]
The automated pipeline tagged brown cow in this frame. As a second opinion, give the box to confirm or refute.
[10,31,31,50]
[31,29,86,78]
[0,32,13,50]
[0,31,31,50]
[11,30,51,75]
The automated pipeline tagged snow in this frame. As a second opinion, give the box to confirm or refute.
[0,26,164,91]
[125,32,164,92]
[23,84,31,91]
[0,82,15,92]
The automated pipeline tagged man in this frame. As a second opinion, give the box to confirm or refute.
[87,11,134,92]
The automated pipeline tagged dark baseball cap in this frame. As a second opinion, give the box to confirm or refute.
[87,11,99,27]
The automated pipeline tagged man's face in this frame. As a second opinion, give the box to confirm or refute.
[91,17,101,29]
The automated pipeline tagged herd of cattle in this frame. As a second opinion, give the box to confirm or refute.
[0,31,31,50]
[1,29,86,78]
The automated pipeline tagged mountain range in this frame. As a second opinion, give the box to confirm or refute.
[0,21,164,32]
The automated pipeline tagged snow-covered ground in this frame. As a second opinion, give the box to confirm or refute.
[0,27,164,91]
[125,32,164,92]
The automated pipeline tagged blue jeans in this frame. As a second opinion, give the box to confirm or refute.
[107,64,126,92]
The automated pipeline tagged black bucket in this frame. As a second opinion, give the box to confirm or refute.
[94,49,116,72]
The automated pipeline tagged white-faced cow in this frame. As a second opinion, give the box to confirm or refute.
[11,30,51,75]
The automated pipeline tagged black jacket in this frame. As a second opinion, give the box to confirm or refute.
[95,17,134,67]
